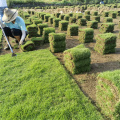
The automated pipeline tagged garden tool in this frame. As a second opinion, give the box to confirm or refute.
[0,22,16,57]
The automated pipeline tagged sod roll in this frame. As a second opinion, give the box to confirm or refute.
[63,44,91,74]
[20,41,35,52]
[37,23,48,36]
[67,24,79,36]
[49,33,66,53]
[31,37,44,46]
[42,27,55,43]
[79,28,94,43]
[94,33,117,54]
[96,70,120,119]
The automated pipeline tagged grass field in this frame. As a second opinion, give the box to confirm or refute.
[0,49,103,119]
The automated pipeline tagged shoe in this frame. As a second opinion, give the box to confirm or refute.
[4,44,10,50]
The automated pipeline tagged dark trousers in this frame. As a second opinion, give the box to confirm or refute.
[3,27,23,38]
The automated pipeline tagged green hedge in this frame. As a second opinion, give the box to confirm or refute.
[49,33,66,53]
[94,33,117,54]
[67,24,79,36]
[63,44,91,74]
[79,28,94,43]
[42,27,55,43]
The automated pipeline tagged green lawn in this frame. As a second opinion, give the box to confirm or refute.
[0,49,103,120]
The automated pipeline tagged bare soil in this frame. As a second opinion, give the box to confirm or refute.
[1,8,120,119]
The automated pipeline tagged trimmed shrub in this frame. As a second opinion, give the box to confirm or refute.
[59,20,69,31]
[53,18,61,27]
[37,23,48,36]
[20,40,35,52]
[77,18,87,26]
[27,24,38,38]
[44,15,51,22]
[31,37,44,46]
[69,17,76,23]
[63,44,91,74]
[99,23,115,33]
[91,16,100,22]
[104,17,113,22]
[87,21,98,29]
[67,24,79,36]
[42,27,55,43]
[96,70,120,119]
[79,28,94,43]
[94,33,117,54]
[49,33,66,53]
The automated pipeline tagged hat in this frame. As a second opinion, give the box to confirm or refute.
[2,8,18,23]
